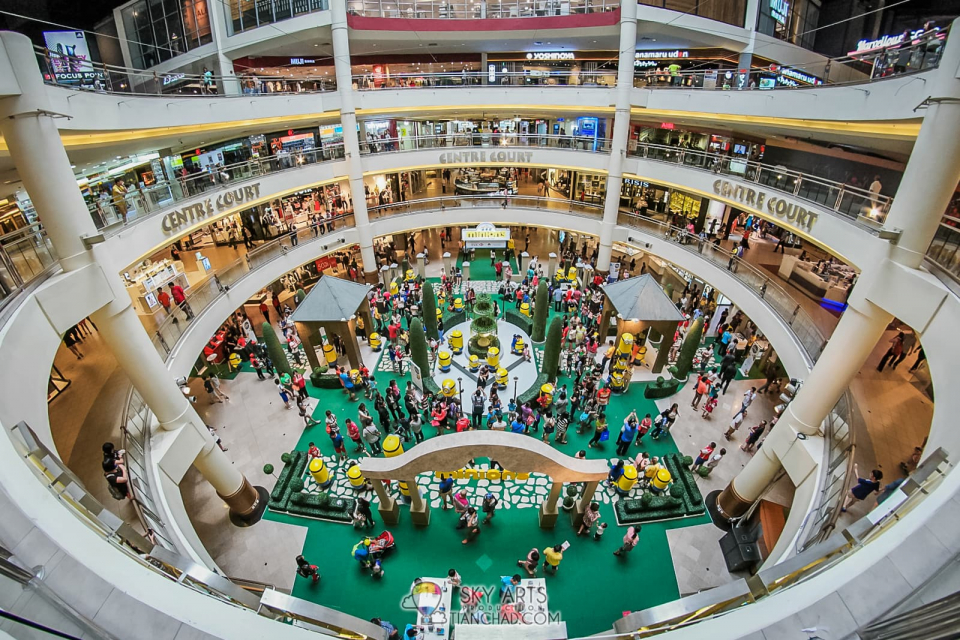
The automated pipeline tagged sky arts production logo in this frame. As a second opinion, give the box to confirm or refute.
[401,579,561,626]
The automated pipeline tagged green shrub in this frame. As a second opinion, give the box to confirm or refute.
[409,318,431,378]
[470,314,498,335]
[640,492,653,507]
[290,478,305,493]
[644,377,681,399]
[697,466,711,477]
[669,484,683,499]
[531,281,549,342]
[263,464,274,475]
[262,323,293,376]
[422,281,439,341]
[280,453,292,464]
[672,318,703,381]
[518,373,550,406]
[540,317,563,383]
[681,455,694,467]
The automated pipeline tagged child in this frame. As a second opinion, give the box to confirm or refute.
[636,413,652,445]
[554,411,569,445]
[701,395,718,419]
[332,431,347,461]
[307,442,321,459]
[594,522,608,541]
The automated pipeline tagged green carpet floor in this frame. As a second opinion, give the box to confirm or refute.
[257,282,764,636]
[456,248,519,281]
[264,360,714,637]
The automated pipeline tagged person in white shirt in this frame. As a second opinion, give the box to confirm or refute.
[733,387,757,420]
[706,448,727,471]
[868,175,883,209]
[724,412,744,441]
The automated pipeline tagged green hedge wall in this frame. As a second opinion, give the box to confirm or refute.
[643,377,682,399]
[504,309,533,335]
[614,453,705,525]
[518,373,550,405]
[442,309,466,328]
[268,450,355,523]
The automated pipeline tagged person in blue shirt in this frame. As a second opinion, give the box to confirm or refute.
[439,474,454,510]
[842,465,883,512]
[500,574,521,602]
[511,416,525,433]
[370,618,400,640]
[616,414,639,456]
[607,460,625,485]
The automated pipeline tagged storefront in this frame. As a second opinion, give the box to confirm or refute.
[629,121,764,161]
[620,178,709,227]
[487,51,618,86]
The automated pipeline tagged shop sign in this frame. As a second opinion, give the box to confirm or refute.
[634,60,658,68]
[434,468,530,481]
[464,223,510,249]
[634,50,689,60]
[438,150,534,164]
[161,183,262,233]
[289,58,317,65]
[163,73,186,86]
[770,0,789,25]
[852,29,923,54]
[776,66,822,86]
[623,178,650,188]
[712,179,819,231]
[526,52,574,60]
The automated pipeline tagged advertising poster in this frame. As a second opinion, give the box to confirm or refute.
[43,31,103,85]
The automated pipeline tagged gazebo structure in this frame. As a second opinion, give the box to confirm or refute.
[290,276,374,372]
[599,275,685,374]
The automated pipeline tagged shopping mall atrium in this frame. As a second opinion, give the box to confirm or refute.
[0,0,959,637]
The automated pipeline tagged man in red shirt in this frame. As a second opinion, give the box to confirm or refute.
[169,283,194,320]
[691,442,716,472]
[157,289,178,324]
[259,300,271,324]
[387,322,399,345]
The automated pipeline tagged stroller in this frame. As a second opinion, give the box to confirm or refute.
[368,530,396,558]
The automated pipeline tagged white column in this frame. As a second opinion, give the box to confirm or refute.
[884,18,960,268]
[206,0,240,95]
[782,298,891,435]
[596,0,637,274]
[717,295,891,518]
[0,32,97,272]
[332,1,377,275]
[743,0,760,30]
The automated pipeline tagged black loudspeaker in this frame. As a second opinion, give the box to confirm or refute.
[720,531,761,572]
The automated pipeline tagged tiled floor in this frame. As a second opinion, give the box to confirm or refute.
[179,373,309,591]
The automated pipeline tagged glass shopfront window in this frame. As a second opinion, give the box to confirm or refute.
[639,0,746,28]
[757,0,820,50]
[120,0,213,69]
[225,0,330,35]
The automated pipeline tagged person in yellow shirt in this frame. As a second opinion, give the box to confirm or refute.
[542,544,564,574]
[111,179,129,223]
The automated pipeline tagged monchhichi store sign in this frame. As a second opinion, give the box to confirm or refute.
[439,150,534,164]
[713,179,819,231]
[161,183,262,233]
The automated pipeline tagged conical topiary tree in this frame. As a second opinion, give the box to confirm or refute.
[422,281,439,341]
[541,317,563,383]
[401,258,411,278]
[409,317,430,377]
[262,322,293,376]
[531,281,549,343]
[671,317,703,381]
[294,288,307,306]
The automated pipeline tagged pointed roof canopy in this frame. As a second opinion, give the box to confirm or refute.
[290,276,372,323]
[602,274,685,323]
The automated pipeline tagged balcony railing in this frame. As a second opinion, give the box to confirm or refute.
[347,0,619,18]
[925,216,960,284]
[352,70,616,89]
[90,144,346,233]
[359,133,612,155]
[628,142,891,231]
[148,215,356,359]
[0,223,59,317]
[604,447,949,638]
